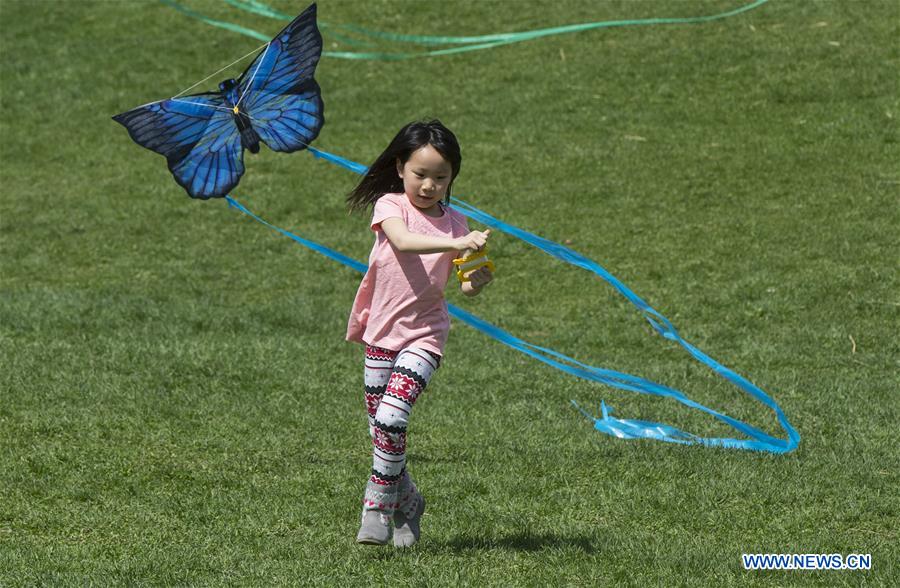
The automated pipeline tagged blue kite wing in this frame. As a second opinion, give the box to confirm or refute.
[113,95,245,199]
[113,3,323,197]
[237,3,324,152]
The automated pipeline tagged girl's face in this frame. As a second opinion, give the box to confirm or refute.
[397,145,453,213]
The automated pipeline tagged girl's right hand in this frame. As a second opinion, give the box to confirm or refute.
[456,230,491,253]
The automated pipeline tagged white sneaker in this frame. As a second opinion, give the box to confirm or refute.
[356,510,392,545]
[393,494,425,547]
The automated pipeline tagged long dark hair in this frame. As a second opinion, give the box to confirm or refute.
[346,120,462,212]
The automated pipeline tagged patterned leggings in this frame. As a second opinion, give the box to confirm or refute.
[363,344,440,516]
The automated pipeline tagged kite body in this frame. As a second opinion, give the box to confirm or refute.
[113,3,324,199]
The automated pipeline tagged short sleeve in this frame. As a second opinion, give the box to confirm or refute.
[450,209,470,237]
[371,193,406,232]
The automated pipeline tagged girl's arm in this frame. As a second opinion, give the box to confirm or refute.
[380,217,489,254]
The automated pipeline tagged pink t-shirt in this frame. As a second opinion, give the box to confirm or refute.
[346,192,470,356]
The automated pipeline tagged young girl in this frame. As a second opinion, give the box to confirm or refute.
[346,120,493,547]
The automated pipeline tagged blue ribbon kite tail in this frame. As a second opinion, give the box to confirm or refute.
[224,146,800,454]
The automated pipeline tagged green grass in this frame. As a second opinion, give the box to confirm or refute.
[1,0,898,585]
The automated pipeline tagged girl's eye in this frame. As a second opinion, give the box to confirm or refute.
[414,173,424,178]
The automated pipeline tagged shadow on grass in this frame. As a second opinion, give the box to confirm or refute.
[434,531,598,553]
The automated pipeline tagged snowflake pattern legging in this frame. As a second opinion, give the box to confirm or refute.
[362,344,440,517]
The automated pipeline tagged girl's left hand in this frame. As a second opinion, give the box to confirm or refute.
[467,266,494,289]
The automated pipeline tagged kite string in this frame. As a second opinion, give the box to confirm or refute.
[168,98,231,113]
[236,40,271,108]
[163,40,270,116]
[172,41,267,98]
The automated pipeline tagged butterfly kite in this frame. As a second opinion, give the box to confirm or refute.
[113,3,324,198]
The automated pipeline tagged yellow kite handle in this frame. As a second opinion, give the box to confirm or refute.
[453,247,495,282]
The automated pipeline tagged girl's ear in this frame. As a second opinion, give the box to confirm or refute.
[396,158,404,178]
